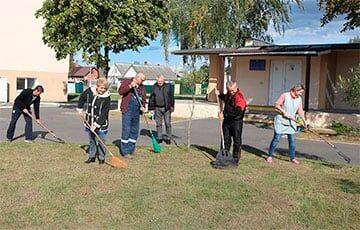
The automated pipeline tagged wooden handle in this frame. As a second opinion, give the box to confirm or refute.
[24,111,65,142]
[77,113,114,157]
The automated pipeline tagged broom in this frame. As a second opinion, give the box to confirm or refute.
[293,117,351,163]
[24,111,65,143]
[143,113,162,153]
[77,113,127,169]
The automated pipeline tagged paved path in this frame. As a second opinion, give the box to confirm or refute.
[0,107,359,165]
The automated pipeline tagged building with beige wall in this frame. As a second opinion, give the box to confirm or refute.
[173,42,359,112]
[0,0,68,102]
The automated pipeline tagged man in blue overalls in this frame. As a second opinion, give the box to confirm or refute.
[118,73,146,157]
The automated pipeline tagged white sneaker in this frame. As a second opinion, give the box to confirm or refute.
[24,140,34,143]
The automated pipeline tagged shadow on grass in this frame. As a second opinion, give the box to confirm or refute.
[12,131,63,143]
[242,144,267,159]
[276,148,345,169]
[337,179,360,194]
[192,144,268,161]
[192,145,217,159]
[139,129,182,146]
[276,148,324,161]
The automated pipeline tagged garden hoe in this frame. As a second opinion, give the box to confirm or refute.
[77,113,128,169]
[294,117,351,164]
[24,111,65,143]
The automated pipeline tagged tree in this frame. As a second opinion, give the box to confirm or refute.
[181,67,208,148]
[319,0,360,32]
[337,64,360,107]
[36,0,169,77]
[163,0,303,63]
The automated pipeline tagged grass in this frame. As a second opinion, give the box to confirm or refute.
[0,143,359,229]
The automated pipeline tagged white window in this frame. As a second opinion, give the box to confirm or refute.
[16,78,36,91]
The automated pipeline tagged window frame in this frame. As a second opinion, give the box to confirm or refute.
[249,59,266,71]
[16,77,37,92]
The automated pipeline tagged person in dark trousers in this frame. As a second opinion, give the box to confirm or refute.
[148,75,175,144]
[118,73,146,158]
[6,85,44,142]
[216,81,247,165]
[77,78,111,164]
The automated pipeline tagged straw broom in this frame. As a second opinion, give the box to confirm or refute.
[77,113,127,169]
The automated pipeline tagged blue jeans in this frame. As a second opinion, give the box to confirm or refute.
[6,106,33,140]
[121,96,140,155]
[268,132,296,160]
[87,128,108,160]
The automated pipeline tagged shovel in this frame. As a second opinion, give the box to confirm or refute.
[212,93,233,167]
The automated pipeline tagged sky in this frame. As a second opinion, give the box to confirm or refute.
[75,0,359,69]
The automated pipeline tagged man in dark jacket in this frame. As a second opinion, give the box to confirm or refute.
[148,75,174,144]
[118,73,146,157]
[6,85,44,142]
[216,81,247,165]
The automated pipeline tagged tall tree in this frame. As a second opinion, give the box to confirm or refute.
[36,0,170,77]
[319,0,360,32]
[163,0,303,62]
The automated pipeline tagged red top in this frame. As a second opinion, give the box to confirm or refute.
[227,89,247,110]
[118,78,146,113]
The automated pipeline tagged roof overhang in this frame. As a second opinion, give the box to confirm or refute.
[219,51,319,57]
[171,43,359,57]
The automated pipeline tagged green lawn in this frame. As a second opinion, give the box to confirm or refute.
[0,143,359,229]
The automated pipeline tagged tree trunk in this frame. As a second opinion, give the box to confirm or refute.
[187,88,196,148]
[104,46,110,78]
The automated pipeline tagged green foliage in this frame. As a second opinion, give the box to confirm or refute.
[331,121,360,136]
[36,0,170,76]
[181,66,208,87]
[163,0,303,62]
[337,64,360,107]
[319,0,360,32]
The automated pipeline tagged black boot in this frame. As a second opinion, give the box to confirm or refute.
[84,157,96,164]
[99,159,105,164]
[233,146,242,166]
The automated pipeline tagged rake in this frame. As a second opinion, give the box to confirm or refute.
[132,88,161,153]
[77,113,127,169]
[143,113,162,153]
[293,117,351,163]
[23,110,65,143]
